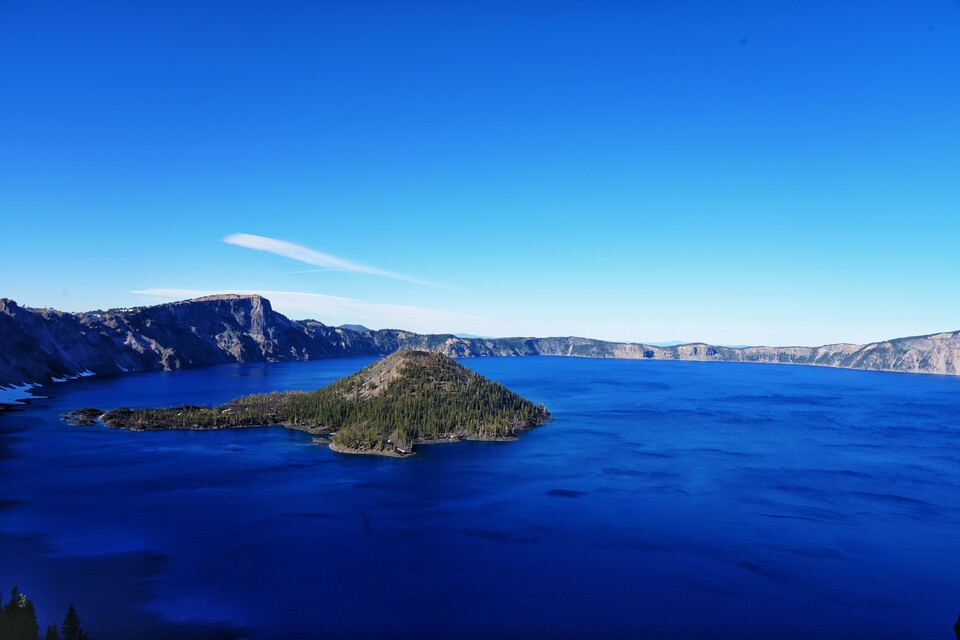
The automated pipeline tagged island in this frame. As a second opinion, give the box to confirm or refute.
[64,350,551,457]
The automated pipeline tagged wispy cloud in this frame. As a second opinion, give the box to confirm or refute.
[223,233,442,287]
[131,288,485,334]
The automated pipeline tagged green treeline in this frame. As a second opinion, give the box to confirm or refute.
[0,587,89,640]
[100,352,550,453]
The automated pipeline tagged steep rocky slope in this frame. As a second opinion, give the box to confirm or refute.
[0,295,379,392]
[2,294,959,402]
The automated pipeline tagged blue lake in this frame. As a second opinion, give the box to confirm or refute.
[2,357,959,639]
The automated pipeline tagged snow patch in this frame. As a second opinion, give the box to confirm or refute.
[0,382,45,405]
[77,370,96,377]
[117,365,129,372]
[51,377,68,383]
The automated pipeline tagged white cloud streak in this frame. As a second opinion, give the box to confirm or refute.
[223,233,442,287]
[131,288,484,334]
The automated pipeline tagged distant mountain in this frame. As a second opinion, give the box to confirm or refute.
[454,333,492,339]
[339,324,372,332]
[2,294,959,402]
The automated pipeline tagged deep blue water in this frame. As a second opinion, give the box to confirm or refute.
[2,357,959,639]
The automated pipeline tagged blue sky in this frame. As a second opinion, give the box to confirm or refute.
[1,1,958,345]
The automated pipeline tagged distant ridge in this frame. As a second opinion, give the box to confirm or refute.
[339,324,371,332]
[2,294,959,402]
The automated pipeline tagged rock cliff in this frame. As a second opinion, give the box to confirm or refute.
[0,294,379,391]
[2,294,958,400]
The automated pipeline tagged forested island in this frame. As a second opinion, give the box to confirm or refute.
[65,351,550,457]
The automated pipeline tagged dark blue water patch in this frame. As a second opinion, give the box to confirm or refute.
[845,491,934,506]
[0,498,24,510]
[545,488,588,498]
[2,357,960,639]
[723,393,846,407]
[774,545,847,559]
[686,447,757,458]
[601,467,679,481]
[735,559,787,582]
[756,512,834,524]
[461,528,541,545]
[287,511,335,520]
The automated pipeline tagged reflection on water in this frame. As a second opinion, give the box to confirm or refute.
[1,357,959,639]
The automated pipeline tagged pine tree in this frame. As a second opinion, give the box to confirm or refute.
[44,624,60,640]
[3,586,41,640]
[60,605,87,640]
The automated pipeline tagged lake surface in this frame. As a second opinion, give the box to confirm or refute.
[1,357,959,639]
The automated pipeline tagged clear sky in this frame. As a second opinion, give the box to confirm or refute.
[1,1,958,346]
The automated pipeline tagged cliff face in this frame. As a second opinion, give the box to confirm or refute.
[1,294,959,395]
[112,294,367,368]
[391,333,960,375]
[0,297,153,386]
[0,294,380,389]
